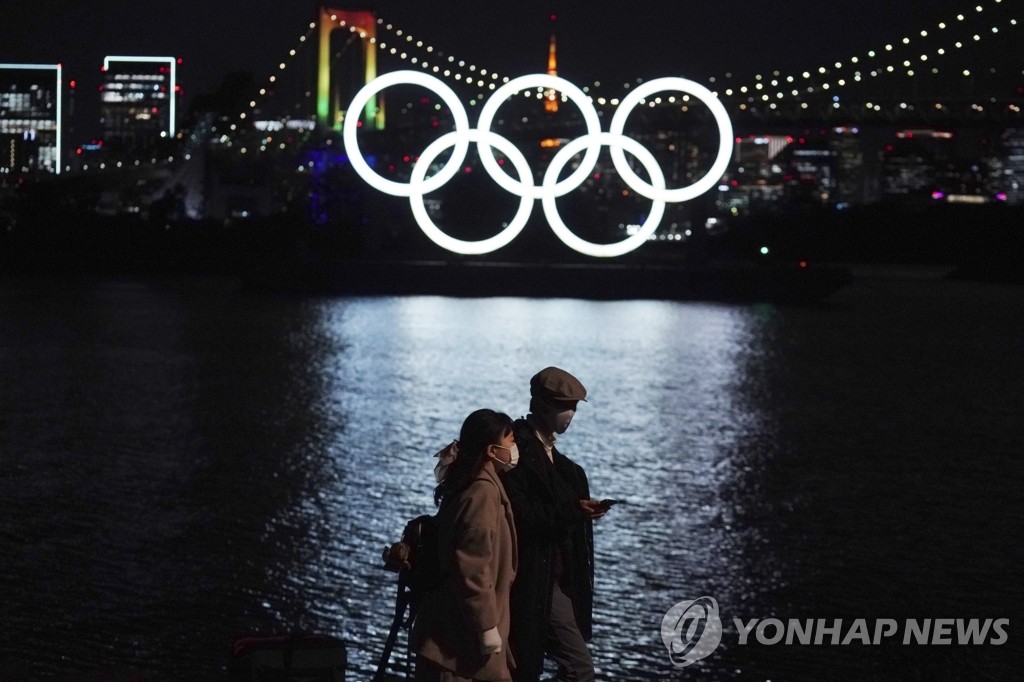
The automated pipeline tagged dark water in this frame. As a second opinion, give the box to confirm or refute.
[1,272,1021,681]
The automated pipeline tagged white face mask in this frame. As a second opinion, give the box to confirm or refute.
[550,408,575,434]
[489,443,520,471]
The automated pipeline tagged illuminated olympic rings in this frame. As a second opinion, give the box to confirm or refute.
[342,70,733,257]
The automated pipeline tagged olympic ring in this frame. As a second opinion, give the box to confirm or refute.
[410,128,534,255]
[343,70,733,257]
[342,71,470,197]
[608,78,733,204]
[477,74,603,200]
[543,132,666,258]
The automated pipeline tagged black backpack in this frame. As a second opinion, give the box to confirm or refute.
[373,508,449,682]
[394,514,445,594]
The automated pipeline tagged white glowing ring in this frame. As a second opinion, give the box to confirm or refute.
[343,72,735,258]
[342,71,470,197]
[608,77,734,203]
[476,74,603,200]
[408,128,535,255]
[541,132,667,258]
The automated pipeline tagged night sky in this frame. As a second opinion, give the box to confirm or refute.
[2,0,1020,138]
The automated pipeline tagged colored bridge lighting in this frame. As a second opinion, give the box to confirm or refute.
[932,191,945,200]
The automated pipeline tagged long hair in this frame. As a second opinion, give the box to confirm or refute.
[434,409,513,507]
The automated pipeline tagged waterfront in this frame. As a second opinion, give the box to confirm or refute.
[1,271,1021,680]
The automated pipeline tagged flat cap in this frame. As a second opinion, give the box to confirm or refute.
[530,366,587,402]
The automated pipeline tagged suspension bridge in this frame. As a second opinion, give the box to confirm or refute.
[225,0,1021,132]
[104,0,1024,226]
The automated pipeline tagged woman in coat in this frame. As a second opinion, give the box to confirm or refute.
[413,409,520,682]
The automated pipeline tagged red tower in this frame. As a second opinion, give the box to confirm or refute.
[545,14,559,113]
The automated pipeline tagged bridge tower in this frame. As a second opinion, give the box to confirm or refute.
[317,5,383,130]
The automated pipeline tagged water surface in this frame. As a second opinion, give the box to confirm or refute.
[1,274,1021,680]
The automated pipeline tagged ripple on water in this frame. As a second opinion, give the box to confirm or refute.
[2,283,1021,680]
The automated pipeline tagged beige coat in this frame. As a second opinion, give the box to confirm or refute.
[413,460,518,681]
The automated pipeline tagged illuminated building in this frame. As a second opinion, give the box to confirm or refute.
[719,130,865,212]
[717,135,790,215]
[100,56,178,157]
[0,63,62,175]
[999,128,1024,205]
[881,129,954,201]
[830,127,866,206]
[785,145,838,204]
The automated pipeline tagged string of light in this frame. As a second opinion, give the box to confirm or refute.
[265,1,1022,124]
[214,0,1021,156]
[216,21,317,151]
[711,0,1020,114]
[578,0,1020,116]
[374,17,507,95]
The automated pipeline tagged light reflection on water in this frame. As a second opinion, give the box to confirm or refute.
[1,278,1021,680]
[321,297,770,678]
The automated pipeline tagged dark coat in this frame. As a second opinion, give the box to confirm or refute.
[500,417,594,682]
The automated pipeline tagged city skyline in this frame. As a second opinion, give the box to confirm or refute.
[2,0,1022,222]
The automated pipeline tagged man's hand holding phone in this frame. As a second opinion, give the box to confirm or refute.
[580,498,620,519]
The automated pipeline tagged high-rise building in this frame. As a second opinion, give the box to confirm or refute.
[716,135,790,215]
[0,63,62,175]
[830,127,866,206]
[786,145,838,204]
[879,130,954,199]
[1000,128,1024,205]
[719,130,868,213]
[100,56,178,158]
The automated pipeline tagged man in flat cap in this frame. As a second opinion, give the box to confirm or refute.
[500,367,606,682]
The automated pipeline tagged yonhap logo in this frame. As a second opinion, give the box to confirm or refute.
[661,596,723,667]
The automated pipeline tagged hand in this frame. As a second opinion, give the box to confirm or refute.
[579,499,608,520]
[381,541,412,572]
[480,627,502,655]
